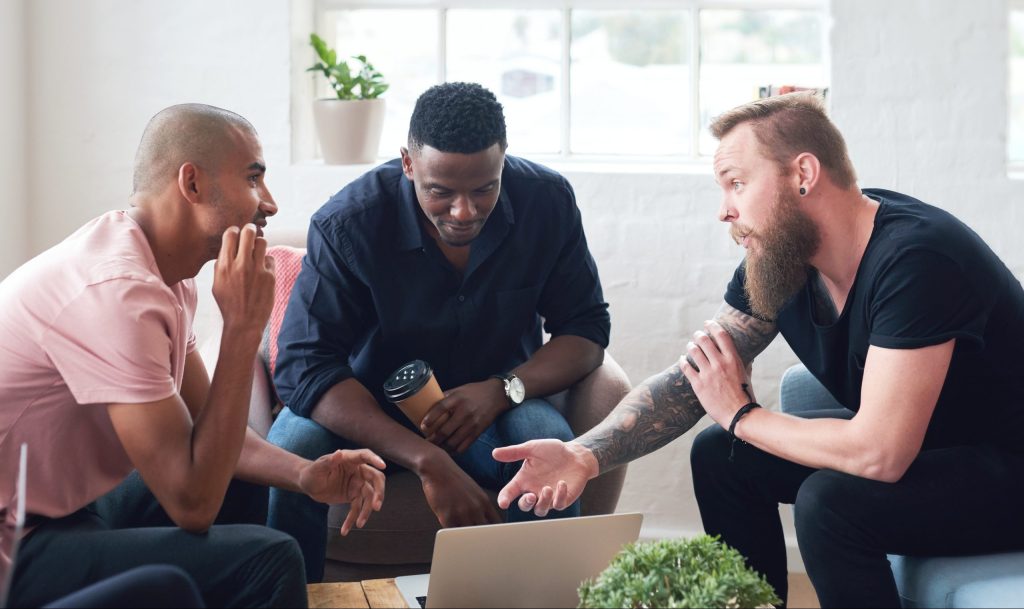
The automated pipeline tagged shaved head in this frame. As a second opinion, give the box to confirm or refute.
[132,103,256,195]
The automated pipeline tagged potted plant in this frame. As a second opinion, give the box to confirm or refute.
[578,535,781,609]
[307,33,389,164]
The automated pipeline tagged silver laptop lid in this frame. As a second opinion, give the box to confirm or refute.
[0,444,27,609]
[425,512,643,609]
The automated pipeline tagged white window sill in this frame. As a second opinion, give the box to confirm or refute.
[292,155,714,177]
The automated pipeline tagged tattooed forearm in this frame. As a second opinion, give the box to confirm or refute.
[578,303,778,472]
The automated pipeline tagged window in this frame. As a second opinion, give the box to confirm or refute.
[1011,6,1024,165]
[309,0,827,161]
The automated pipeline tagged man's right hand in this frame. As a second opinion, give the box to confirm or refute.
[420,458,503,528]
[212,224,276,337]
[492,439,598,517]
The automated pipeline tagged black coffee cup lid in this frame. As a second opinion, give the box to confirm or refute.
[383,360,433,402]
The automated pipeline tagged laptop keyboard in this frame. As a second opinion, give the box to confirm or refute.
[416,596,427,608]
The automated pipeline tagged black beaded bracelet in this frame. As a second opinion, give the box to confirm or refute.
[728,401,762,462]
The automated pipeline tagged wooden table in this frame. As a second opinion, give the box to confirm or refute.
[307,578,409,609]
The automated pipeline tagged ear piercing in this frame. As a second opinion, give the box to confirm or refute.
[799,187,807,196]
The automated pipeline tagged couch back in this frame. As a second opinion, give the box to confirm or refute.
[194,227,307,377]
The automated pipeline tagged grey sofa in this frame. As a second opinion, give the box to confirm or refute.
[779,363,1024,608]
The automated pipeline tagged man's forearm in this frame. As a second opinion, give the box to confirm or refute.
[576,303,778,473]
[310,378,447,475]
[514,335,603,399]
[235,428,305,493]
[577,363,703,473]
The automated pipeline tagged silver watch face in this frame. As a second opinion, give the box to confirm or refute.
[508,375,526,404]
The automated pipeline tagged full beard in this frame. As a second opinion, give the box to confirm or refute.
[742,189,821,321]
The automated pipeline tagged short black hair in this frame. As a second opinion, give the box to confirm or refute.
[408,82,507,154]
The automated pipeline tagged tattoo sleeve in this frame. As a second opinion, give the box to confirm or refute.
[578,302,779,472]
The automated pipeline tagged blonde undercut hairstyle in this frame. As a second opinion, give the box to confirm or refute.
[709,93,857,190]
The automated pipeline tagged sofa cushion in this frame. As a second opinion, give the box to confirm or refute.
[258,245,306,408]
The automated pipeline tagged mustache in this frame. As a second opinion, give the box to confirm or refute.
[730,223,753,245]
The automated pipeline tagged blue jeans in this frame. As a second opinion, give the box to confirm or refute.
[267,399,579,582]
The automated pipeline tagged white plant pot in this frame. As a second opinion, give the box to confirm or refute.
[313,98,386,165]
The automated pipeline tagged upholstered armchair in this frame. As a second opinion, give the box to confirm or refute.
[202,228,631,582]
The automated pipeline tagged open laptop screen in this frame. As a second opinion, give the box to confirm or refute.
[0,444,28,609]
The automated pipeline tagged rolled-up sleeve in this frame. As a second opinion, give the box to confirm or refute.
[273,219,374,418]
[537,182,611,348]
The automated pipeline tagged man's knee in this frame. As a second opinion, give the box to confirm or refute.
[793,470,866,546]
[221,525,307,606]
[690,424,731,476]
[267,407,347,460]
[498,399,573,444]
[222,524,305,571]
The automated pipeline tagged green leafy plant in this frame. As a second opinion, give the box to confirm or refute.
[307,33,389,100]
[578,535,781,609]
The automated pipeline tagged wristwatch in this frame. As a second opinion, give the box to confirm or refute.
[491,372,526,407]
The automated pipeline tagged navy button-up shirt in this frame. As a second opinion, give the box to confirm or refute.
[274,156,610,429]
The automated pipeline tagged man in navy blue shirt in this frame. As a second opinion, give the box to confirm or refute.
[267,82,622,582]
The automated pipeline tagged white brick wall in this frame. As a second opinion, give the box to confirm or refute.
[2,0,1021,570]
[0,0,27,278]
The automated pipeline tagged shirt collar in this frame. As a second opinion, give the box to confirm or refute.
[394,164,516,252]
[396,174,425,252]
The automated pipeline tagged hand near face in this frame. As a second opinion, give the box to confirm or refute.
[679,320,755,428]
[420,379,508,454]
[298,449,386,536]
[212,224,276,337]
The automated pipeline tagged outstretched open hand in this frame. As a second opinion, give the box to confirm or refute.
[492,439,598,517]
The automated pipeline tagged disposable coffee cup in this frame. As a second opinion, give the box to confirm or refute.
[383,360,444,429]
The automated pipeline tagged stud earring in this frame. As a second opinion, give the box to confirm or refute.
[799,187,807,196]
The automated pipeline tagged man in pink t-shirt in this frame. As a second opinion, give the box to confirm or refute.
[0,104,385,608]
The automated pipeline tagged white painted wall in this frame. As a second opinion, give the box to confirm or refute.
[24,0,292,254]
[5,0,1021,569]
[0,0,27,277]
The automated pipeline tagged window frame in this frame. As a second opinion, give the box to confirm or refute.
[299,0,830,165]
[1010,0,1024,173]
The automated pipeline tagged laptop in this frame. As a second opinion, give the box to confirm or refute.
[395,512,643,609]
[0,444,27,609]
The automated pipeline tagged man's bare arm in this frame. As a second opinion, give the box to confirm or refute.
[578,303,778,472]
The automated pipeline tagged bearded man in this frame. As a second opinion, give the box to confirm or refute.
[490,93,1024,608]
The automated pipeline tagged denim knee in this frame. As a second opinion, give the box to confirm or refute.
[496,399,573,445]
[268,406,350,460]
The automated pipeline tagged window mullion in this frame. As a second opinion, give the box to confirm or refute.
[561,8,572,158]
[438,7,447,83]
[690,6,702,160]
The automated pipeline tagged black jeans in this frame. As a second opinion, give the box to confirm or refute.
[43,565,204,608]
[9,473,306,608]
[690,411,1024,608]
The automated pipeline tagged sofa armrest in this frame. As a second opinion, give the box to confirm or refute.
[779,364,846,415]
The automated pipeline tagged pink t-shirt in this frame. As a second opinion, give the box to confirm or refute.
[0,211,196,575]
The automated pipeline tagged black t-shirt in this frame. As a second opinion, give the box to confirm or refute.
[725,189,1024,451]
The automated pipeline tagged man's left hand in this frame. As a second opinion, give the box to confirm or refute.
[679,320,755,428]
[421,380,508,454]
[298,449,387,535]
